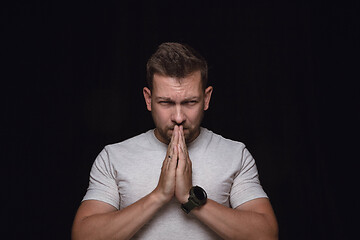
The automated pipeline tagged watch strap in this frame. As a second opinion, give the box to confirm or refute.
[181,199,199,214]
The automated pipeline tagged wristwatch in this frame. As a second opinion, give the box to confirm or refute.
[181,186,207,214]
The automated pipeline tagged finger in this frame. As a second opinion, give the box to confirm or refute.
[186,157,192,173]
[164,155,171,170]
[177,131,191,173]
[178,126,183,148]
[179,127,188,158]
[173,125,179,146]
[177,143,186,171]
[164,153,172,171]
[169,144,178,170]
[167,128,176,154]
[166,126,180,170]
[166,126,179,162]
[179,125,184,141]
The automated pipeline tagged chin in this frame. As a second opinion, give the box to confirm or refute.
[184,131,194,143]
[165,129,174,141]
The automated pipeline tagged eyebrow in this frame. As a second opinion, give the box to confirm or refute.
[155,97,172,101]
[155,96,200,102]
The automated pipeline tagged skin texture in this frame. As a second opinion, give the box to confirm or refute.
[143,71,213,145]
[72,71,278,240]
[143,71,213,204]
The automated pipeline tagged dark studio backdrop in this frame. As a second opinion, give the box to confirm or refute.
[3,0,359,239]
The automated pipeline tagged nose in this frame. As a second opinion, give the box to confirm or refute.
[172,105,186,126]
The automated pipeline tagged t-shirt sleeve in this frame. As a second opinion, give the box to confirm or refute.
[82,147,120,209]
[229,147,268,209]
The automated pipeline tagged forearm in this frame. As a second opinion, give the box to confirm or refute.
[192,199,278,240]
[72,192,164,240]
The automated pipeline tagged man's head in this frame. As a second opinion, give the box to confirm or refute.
[146,42,208,91]
[143,43,213,144]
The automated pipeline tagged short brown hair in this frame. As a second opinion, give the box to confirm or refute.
[146,42,208,90]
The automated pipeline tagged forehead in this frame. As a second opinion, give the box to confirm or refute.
[152,71,202,97]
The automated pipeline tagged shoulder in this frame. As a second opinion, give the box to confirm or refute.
[203,128,247,153]
[103,130,152,153]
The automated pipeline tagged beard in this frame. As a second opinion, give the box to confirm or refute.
[155,122,200,144]
[155,124,200,144]
[152,110,204,145]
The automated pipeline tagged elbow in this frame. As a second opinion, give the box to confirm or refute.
[71,224,83,240]
[268,215,279,240]
[256,217,278,240]
[230,216,278,240]
[233,230,278,240]
[71,218,89,240]
[71,226,93,240]
[256,212,278,240]
[71,230,80,240]
[226,227,278,240]
[258,218,278,240]
[271,226,279,240]
[262,229,278,240]
[231,232,278,240]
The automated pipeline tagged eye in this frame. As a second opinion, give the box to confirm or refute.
[159,101,173,105]
[185,100,198,106]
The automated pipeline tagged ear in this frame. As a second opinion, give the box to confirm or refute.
[203,86,213,111]
[143,87,152,111]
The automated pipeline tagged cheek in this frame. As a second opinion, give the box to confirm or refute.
[186,107,203,123]
[153,107,170,124]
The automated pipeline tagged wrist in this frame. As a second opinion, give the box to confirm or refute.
[150,189,172,206]
[181,186,207,214]
[179,193,190,204]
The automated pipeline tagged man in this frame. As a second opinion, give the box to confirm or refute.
[72,43,278,240]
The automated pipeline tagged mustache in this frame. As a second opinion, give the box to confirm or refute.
[169,125,188,130]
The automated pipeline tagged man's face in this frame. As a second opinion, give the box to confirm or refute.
[143,71,213,144]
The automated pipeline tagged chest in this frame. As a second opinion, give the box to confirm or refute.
[113,149,238,209]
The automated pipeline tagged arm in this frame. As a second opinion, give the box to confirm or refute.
[72,191,165,240]
[191,198,278,240]
[72,128,180,240]
[176,126,278,240]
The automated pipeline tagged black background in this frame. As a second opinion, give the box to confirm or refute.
[3,0,359,239]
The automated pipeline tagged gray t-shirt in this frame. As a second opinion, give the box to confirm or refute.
[83,128,268,239]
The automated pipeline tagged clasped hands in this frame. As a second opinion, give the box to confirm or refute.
[154,125,192,205]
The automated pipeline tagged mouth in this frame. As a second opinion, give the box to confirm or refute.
[169,127,188,131]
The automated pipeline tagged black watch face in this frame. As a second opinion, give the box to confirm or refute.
[193,186,207,200]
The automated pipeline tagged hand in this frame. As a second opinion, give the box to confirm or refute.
[175,125,193,204]
[153,126,179,204]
